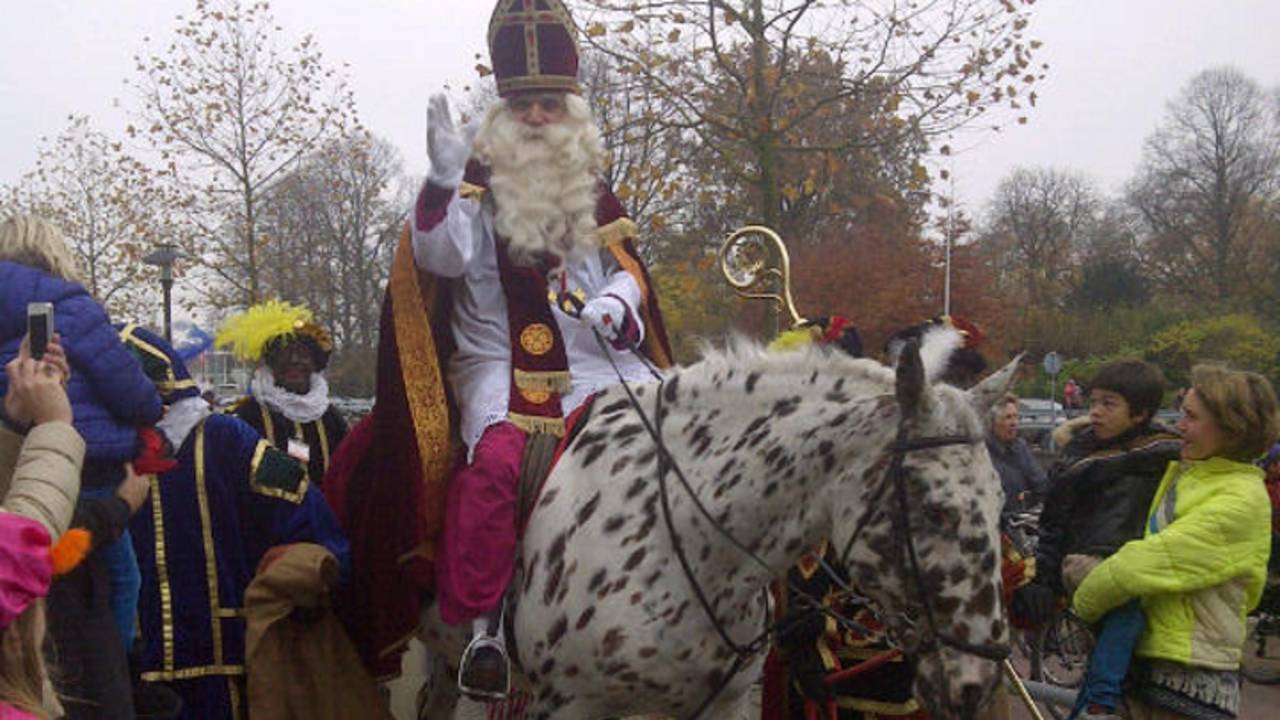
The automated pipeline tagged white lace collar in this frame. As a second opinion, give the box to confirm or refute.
[252,366,331,424]
[158,397,212,451]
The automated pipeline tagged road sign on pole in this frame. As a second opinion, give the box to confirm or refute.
[1043,351,1063,434]
[1042,351,1063,377]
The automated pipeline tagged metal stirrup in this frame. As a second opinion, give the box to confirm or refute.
[457,602,511,700]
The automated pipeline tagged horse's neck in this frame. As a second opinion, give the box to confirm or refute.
[658,354,896,598]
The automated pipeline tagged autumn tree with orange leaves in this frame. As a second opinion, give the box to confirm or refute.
[556,0,1043,348]
[573,0,1045,235]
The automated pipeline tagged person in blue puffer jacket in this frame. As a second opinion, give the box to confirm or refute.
[0,214,166,669]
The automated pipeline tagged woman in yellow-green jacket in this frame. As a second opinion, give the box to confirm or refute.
[1073,364,1279,720]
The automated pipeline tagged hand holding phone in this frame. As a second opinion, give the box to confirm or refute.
[4,335,73,427]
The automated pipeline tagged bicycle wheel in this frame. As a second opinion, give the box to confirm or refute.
[1241,615,1280,685]
[1028,612,1093,720]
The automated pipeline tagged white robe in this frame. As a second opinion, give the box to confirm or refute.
[411,186,655,456]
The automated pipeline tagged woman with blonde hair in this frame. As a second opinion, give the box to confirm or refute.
[0,215,82,284]
[1072,364,1280,719]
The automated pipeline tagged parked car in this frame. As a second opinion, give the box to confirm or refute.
[1016,398,1067,457]
[331,396,374,425]
[1017,398,1066,425]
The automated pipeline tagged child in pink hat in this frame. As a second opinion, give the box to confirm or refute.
[0,513,56,719]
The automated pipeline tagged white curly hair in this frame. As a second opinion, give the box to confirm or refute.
[471,94,605,266]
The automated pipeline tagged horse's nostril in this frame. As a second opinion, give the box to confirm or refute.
[959,682,986,715]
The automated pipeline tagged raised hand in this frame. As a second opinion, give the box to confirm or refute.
[4,335,73,428]
[426,94,477,188]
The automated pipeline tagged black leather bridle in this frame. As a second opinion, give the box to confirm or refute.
[838,420,1011,663]
[591,329,1009,718]
[836,419,1011,717]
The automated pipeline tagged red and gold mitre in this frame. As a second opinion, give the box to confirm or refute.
[488,0,581,97]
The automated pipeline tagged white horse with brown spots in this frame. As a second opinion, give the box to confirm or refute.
[418,336,1018,719]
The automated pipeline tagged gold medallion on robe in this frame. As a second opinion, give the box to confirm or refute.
[520,323,555,356]
[519,387,553,405]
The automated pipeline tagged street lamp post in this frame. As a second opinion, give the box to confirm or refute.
[143,243,181,342]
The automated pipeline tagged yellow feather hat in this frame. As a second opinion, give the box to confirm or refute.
[215,300,333,366]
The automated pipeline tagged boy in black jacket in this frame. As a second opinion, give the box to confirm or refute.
[1014,360,1180,719]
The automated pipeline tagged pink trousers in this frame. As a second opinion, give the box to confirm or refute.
[434,422,528,625]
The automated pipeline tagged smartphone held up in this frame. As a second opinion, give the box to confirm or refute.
[27,302,54,360]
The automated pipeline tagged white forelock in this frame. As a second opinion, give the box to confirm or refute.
[917,324,965,384]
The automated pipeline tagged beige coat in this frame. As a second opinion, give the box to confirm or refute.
[0,422,83,538]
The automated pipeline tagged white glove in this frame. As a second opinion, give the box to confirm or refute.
[426,94,478,188]
[580,296,628,341]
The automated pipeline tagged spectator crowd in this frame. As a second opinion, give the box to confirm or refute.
[1,208,1278,720]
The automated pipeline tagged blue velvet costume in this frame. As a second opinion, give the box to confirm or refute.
[131,413,349,719]
[122,325,349,720]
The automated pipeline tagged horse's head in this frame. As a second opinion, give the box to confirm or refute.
[834,339,1018,719]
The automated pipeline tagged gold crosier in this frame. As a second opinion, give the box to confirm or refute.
[718,225,807,332]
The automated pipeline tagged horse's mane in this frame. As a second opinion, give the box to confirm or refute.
[691,335,895,390]
[688,334,986,436]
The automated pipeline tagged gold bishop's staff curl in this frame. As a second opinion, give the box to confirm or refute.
[718,225,806,330]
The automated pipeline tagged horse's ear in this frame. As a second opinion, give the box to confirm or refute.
[895,338,927,419]
[969,354,1023,415]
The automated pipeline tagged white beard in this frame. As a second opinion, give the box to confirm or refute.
[471,95,606,267]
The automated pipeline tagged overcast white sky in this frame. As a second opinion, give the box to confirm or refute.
[2,1,1278,217]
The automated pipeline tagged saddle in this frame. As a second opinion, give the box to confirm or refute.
[514,396,595,537]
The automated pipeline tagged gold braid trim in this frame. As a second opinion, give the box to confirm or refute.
[513,369,573,395]
[248,440,309,504]
[835,697,921,715]
[606,240,648,303]
[390,225,452,560]
[496,74,582,96]
[229,676,244,720]
[606,240,672,368]
[158,378,198,393]
[508,413,566,438]
[459,182,487,201]
[315,418,331,475]
[141,664,245,682]
[817,639,839,673]
[148,474,175,675]
[258,403,275,446]
[119,322,182,387]
[195,429,226,668]
[596,218,640,247]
